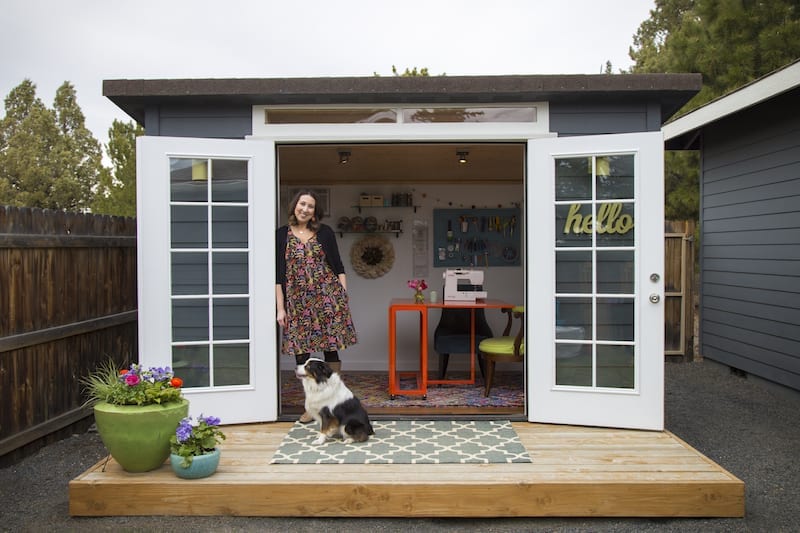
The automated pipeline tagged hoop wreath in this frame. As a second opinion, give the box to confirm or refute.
[350,234,395,279]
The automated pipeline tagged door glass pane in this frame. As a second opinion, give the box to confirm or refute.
[596,154,634,200]
[212,206,248,248]
[556,203,592,247]
[556,251,592,293]
[597,250,634,294]
[556,344,592,386]
[213,344,249,386]
[172,252,208,295]
[597,345,634,388]
[211,159,248,203]
[596,202,634,247]
[169,155,252,391]
[213,252,248,294]
[555,157,591,200]
[597,298,634,341]
[171,205,208,248]
[172,299,209,341]
[172,345,209,388]
[171,158,208,202]
[553,153,637,391]
[213,298,249,340]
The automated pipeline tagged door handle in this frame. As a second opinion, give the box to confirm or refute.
[649,294,660,304]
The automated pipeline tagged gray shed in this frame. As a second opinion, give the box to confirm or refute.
[664,60,800,392]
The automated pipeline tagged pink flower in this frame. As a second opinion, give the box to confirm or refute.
[407,279,427,290]
[124,373,140,386]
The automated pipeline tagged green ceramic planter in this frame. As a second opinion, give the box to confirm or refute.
[170,448,221,479]
[93,399,189,473]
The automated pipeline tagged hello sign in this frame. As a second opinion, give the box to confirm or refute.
[563,203,634,235]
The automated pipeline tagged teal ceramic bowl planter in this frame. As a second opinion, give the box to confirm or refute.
[92,399,190,473]
[170,448,221,479]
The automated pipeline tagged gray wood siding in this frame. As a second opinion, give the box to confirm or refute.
[700,88,800,391]
[549,102,661,135]
[144,104,252,138]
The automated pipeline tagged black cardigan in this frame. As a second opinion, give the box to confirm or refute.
[275,224,345,288]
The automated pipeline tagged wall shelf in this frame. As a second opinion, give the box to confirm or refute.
[352,205,419,213]
[337,230,403,239]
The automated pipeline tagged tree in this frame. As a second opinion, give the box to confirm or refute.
[92,119,143,217]
[0,80,103,211]
[629,0,800,220]
[0,79,61,208]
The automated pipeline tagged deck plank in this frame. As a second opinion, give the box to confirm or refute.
[69,422,744,517]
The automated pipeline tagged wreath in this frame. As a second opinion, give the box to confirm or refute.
[350,234,395,279]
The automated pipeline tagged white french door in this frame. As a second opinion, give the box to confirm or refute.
[528,132,665,430]
[137,136,277,424]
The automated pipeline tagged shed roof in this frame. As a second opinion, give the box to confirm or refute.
[103,73,701,126]
[664,59,800,150]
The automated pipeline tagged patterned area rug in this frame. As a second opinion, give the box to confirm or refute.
[270,420,532,464]
[280,371,524,408]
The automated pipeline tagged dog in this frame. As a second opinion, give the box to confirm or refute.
[295,358,374,445]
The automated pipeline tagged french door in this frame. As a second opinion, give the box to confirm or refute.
[528,132,665,430]
[137,136,277,423]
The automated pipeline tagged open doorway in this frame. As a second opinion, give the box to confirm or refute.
[275,142,526,419]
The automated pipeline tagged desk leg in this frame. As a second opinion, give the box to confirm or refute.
[470,308,476,383]
[388,307,397,397]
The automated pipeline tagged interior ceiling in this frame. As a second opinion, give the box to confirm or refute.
[277,143,525,185]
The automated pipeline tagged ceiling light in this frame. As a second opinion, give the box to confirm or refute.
[339,150,351,164]
[456,151,469,164]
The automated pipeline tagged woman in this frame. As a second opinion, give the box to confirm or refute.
[276,190,357,423]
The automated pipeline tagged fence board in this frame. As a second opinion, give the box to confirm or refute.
[0,206,138,466]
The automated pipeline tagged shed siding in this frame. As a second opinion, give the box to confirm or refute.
[549,102,658,135]
[144,104,252,138]
[700,88,800,391]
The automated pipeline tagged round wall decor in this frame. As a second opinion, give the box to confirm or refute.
[350,234,395,279]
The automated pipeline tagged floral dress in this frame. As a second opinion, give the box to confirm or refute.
[281,232,357,355]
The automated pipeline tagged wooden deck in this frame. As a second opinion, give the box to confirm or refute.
[69,422,744,517]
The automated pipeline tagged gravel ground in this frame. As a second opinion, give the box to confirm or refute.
[2,359,799,532]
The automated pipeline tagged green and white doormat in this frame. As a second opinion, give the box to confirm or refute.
[270,420,532,464]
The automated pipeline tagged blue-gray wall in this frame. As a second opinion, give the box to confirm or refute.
[143,102,663,138]
[699,88,800,391]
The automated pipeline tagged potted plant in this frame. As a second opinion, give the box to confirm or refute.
[82,359,189,473]
[169,415,226,479]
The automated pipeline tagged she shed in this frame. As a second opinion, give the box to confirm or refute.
[664,60,800,393]
[104,73,701,429]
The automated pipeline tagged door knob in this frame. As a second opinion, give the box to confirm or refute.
[649,294,660,303]
[650,273,660,282]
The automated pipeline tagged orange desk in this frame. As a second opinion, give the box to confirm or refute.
[388,298,514,399]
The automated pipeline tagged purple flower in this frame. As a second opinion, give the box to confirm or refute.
[175,418,194,443]
[204,416,221,426]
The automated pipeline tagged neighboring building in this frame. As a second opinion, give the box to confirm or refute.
[664,60,800,392]
[105,73,701,428]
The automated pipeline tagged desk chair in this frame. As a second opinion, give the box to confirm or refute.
[478,306,524,396]
[433,307,493,380]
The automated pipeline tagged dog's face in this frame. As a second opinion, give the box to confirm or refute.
[295,358,333,383]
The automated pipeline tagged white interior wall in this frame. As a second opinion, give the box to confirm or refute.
[279,182,525,372]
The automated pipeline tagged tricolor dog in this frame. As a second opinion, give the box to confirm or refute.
[295,358,374,445]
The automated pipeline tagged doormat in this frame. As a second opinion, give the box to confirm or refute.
[281,371,524,408]
[270,420,532,464]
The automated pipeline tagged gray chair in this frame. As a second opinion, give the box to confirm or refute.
[433,307,493,379]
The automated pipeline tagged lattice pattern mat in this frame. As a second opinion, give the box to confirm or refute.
[270,420,532,464]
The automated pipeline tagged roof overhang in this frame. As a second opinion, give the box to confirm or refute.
[664,59,800,150]
[103,73,701,127]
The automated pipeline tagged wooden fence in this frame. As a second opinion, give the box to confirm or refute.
[0,206,138,466]
[664,220,697,360]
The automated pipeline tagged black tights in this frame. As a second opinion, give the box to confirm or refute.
[295,351,340,366]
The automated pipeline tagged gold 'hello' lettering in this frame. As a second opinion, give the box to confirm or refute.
[563,203,634,235]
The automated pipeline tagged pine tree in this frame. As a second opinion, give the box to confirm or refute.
[92,119,143,217]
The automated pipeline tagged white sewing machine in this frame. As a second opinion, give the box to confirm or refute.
[443,269,488,302]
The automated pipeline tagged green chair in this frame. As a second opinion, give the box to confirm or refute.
[478,306,524,397]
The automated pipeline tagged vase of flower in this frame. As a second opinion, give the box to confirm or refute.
[82,359,188,473]
[169,414,226,479]
[408,278,427,304]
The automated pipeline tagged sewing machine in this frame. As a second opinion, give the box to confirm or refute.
[443,269,488,302]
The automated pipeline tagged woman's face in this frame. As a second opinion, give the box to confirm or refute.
[294,194,316,225]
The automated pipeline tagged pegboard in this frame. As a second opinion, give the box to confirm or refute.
[433,208,521,267]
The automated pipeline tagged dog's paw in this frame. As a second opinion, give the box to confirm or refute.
[312,435,327,445]
[343,437,355,444]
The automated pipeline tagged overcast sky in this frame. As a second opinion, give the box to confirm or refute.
[2,0,655,147]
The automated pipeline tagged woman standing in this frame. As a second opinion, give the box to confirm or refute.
[276,190,357,423]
